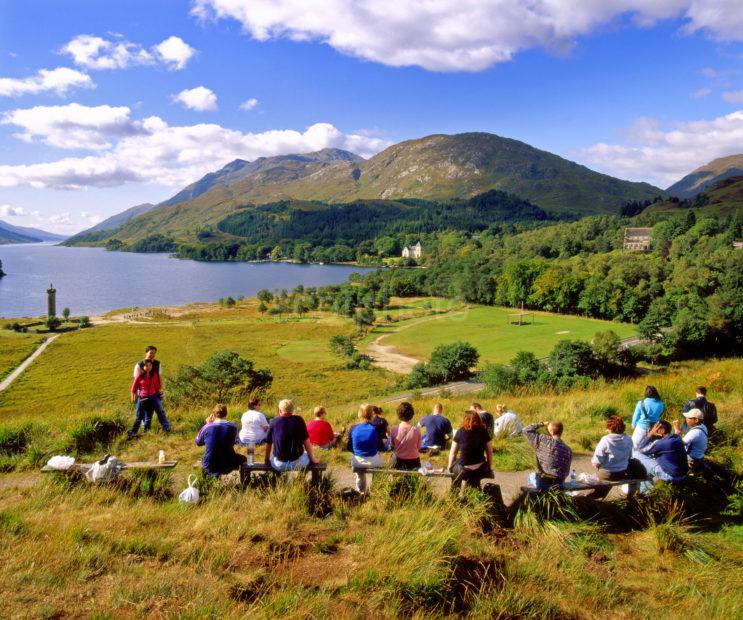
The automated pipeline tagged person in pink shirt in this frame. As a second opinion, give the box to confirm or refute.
[128,359,161,438]
[390,401,422,470]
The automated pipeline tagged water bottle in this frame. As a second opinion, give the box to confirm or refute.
[158,450,166,465]
[247,442,255,465]
[570,468,577,487]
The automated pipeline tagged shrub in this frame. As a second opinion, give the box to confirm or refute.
[548,339,595,378]
[66,416,126,454]
[481,364,516,394]
[406,363,431,389]
[426,342,479,383]
[329,335,355,357]
[0,424,34,455]
[79,316,91,328]
[510,351,541,383]
[168,350,273,406]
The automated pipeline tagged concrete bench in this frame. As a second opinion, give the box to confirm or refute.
[41,460,178,474]
[351,466,455,478]
[520,478,648,496]
[240,462,327,485]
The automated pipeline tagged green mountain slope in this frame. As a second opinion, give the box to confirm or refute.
[646,175,743,218]
[667,154,743,198]
[68,132,664,247]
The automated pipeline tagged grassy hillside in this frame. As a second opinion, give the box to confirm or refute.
[667,154,743,198]
[0,299,741,617]
[646,175,743,219]
[66,132,664,247]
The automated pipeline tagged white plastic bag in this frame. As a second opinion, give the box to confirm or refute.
[85,455,121,483]
[179,474,200,504]
[46,455,75,470]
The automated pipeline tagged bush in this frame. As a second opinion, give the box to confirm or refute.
[79,316,91,328]
[329,335,355,357]
[426,342,479,383]
[510,351,541,383]
[66,416,126,454]
[0,424,34,455]
[168,350,273,406]
[406,363,431,389]
[548,339,595,378]
[481,364,516,394]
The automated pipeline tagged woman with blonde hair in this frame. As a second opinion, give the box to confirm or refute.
[346,403,383,493]
[447,410,493,489]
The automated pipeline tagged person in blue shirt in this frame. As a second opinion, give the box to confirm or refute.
[418,403,453,454]
[631,385,665,447]
[195,404,246,477]
[634,420,688,482]
[346,403,383,494]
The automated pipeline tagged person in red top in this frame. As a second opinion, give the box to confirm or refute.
[306,406,344,450]
[129,359,161,438]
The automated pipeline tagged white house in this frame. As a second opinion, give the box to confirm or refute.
[402,242,423,259]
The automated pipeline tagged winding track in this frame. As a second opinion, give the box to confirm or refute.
[0,334,60,393]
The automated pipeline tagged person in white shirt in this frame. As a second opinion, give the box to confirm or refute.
[239,398,269,445]
[492,404,523,439]
[673,408,708,472]
[588,415,646,498]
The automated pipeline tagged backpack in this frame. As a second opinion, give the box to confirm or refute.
[683,398,717,427]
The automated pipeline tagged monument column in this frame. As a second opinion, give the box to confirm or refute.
[47,284,56,318]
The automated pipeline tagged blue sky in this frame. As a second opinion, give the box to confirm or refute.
[1,0,742,233]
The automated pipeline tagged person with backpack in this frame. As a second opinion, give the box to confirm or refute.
[631,385,664,447]
[681,386,717,437]
[133,345,171,432]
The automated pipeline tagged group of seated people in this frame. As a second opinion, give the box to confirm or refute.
[194,384,715,497]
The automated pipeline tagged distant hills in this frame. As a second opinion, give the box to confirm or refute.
[648,175,743,219]
[0,220,67,245]
[66,132,665,247]
[667,154,743,198]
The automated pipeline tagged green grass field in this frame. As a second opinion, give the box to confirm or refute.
[381,305,637,363]
[0,330,42,381]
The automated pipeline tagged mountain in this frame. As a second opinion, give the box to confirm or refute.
[86,203,157,233]
[0,220,67,244]
[67,132,664,246]
[667,154,743,198]
[645,175,743,219]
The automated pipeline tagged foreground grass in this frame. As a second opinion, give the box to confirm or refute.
[381,304,637,363]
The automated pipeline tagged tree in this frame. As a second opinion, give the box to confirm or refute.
[45,316,61,331]
[547,340,595,378]
[426,342,479,383]
[510,351,541,384]
[62,307,70,320]
[294,297,308,317]
[79,316,91,328]
[168,351,272,405]
[481,363,517,393]
[329,335,355,357]
[258,301,268,315]
[405,362,431,389]
[354,307,376,332]
[257,289,273,304]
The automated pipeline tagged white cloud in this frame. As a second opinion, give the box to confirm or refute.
[80,210,102,224]
[191,0,743,72]
[172,86,218,111]
[49,212,72,225]
[154,36,197,70]
[722,90,743,104]
[578,110,743,188]
[0,67,94,97]
[239,97,259,111]
[690,87,711,98]
[0,109,390,190]
[1,103,146,150]
[0,204,27,217]
[61,34,196,71]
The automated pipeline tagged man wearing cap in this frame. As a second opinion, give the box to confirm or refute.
[673,408,708,471]
[682,386,717,437]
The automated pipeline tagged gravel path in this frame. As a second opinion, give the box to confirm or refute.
[0,334,60,393]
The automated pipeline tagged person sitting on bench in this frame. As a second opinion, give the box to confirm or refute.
[391,401,422,471]
[307,406,344,450]
[239,398,269,446]
[588,415,646,499]
[673,408,708,473]
[492,403,523,439]
[633,420,688,483]
[523,420,572,491]
[370,405,390,452]
[265,399,319,471]
[347,403,383,494]
[195,404,246,477]
[447,410,493,490]
[418,403,452,454]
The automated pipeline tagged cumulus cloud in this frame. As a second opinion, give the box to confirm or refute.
[190,0,743,72]
[578,110,743,188]
[0,204,27,217]
[154,36,197,69]
[1,103,146,150]
[49,212,72,225]
[0,107,391,190]
[61,34,196,70]
[722,90,743,104]
[239,97,259,111]
[0,67,94,97]
[690,87,711,98]
[172,86,218,111]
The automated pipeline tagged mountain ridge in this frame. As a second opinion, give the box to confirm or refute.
[667,154,743,198]
[0,220,67,245]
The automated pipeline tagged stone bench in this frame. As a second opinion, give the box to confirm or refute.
[240,462,328,485]
[351,466,455,478]
[41,460,178,474]
[520,478,648,497]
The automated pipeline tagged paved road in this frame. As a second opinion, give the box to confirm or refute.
[0,334,60,393]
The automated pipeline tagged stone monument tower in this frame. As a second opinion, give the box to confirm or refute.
[47,283,56,318]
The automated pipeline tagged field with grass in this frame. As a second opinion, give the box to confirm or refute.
[0,330,43,381]
[0,300,742,618]
[379,304,637,364]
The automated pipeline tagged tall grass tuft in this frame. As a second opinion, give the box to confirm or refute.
[65,415,126,455]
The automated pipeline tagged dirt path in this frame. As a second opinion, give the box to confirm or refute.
[0,334,60,393]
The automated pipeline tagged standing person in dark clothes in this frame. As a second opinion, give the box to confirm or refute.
[448,410,493,490]
[133,345,171,432]
[522,420,573,490]
[682,386,717,438]
[195,404,246,477]
[419,403,452,454]
[390,401,422,470]
[470,402,494,437]
[265,399,319,471]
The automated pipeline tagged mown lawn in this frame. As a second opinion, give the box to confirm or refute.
[382,305,637,363]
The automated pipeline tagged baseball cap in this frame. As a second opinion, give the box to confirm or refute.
[683,408,704,420]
